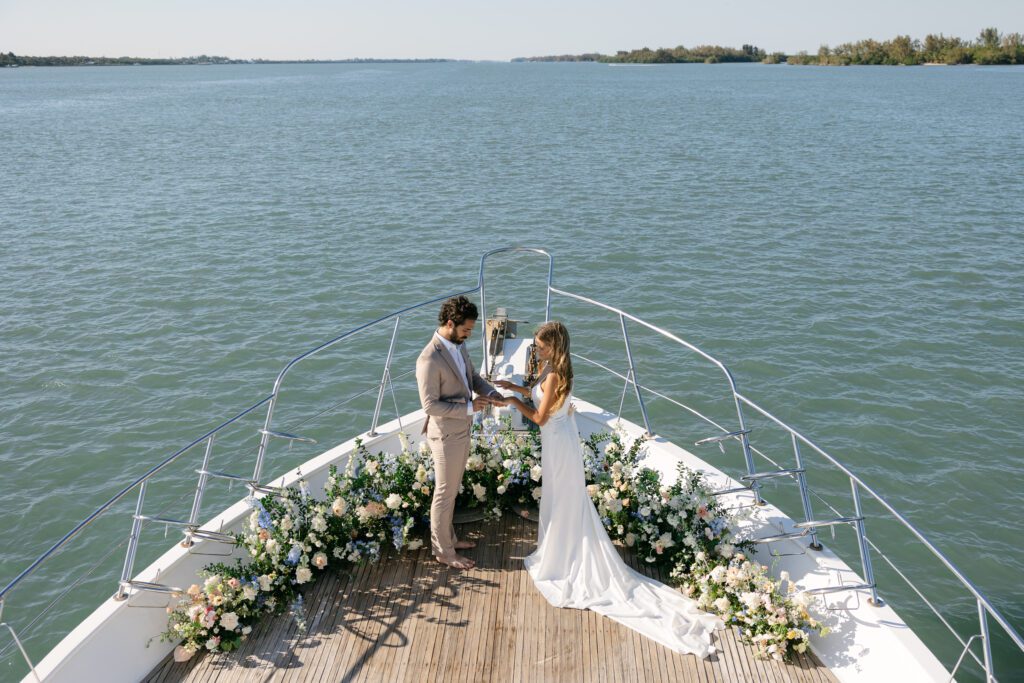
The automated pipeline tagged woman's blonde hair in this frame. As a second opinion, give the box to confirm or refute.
[534,321,573,411]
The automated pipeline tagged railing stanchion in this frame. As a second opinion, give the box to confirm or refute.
[850,478,883,606]
[114,481,148,601]
[0,614,41,683]
[979,599,994,683]
[792,433,821,549]
[253,402,276,484]
[544,257,553,321]
[183,435,216,547]
[370,316,402,436]
[619,314,653,437]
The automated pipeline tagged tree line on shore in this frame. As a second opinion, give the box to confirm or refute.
[514,28,1023,65]
[514,44,767,64]
[792,28,1023,65]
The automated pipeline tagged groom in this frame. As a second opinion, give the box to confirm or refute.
[416,295,504,570]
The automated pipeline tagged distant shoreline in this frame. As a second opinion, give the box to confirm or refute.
[0,55,457,67]
[516,28,1022,66]
[4,28,1022,69]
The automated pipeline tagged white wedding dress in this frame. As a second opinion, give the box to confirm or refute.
[524,382,722,658]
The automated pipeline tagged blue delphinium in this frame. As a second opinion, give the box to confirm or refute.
[246,496,274,530]
[389,515,405,549]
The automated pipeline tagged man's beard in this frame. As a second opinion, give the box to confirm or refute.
[442,327,467,344]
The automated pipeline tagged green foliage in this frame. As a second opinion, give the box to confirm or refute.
[785,27,1022,66]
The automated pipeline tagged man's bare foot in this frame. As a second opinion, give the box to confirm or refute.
[454,539,477,549]
[435,554,476,570]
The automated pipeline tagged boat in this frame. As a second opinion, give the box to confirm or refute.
[1,247,1020,682]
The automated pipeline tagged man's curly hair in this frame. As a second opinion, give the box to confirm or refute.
[438,295,479,327]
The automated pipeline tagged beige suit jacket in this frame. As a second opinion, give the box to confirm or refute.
[416,335,497,436]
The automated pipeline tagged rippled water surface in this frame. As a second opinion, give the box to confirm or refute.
[1,63,1022,680]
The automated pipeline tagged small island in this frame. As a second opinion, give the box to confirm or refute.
[515,28,1023,66]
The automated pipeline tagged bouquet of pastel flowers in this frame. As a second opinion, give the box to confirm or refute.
[160,563,261,660]
[673,551,829,660]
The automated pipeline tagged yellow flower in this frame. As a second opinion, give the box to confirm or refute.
[786,629,799,640]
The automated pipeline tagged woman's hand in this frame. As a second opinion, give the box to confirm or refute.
[494,379,527,396]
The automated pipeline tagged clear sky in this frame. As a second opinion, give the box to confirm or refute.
[1,0,1021,61]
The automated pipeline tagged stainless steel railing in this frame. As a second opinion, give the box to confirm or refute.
[1,246,1019,683]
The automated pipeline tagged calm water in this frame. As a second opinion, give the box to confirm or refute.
[1,63,1022,680]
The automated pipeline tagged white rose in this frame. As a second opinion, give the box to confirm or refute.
[532,487,542,501]
[741,591,762,612]
[385,493,403,510]
[718,543,735,559]
[220,612,240,631]
[295,566,313,584]
[530,465,542,482]
[258,574,272,592]
[496,485,507,495]
[365,460,379,475]
[313,551,328,569]
[713,597,731,613]
[473,483,487,501]
[242,585,257,601]
[311,514,327,532]
[279,515,293,532]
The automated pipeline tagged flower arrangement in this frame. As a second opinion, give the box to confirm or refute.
[458,416,543,518]
[161,563,260,660]
[162,416,825,661]
[673,552,829,660]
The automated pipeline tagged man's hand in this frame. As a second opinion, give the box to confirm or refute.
[472,396,493,411]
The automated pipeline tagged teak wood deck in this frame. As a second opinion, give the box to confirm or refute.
[147,514,838,682]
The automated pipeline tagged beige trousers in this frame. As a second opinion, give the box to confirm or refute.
[428,423,471,559]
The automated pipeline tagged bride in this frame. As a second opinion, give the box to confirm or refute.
[495,321,722,658]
